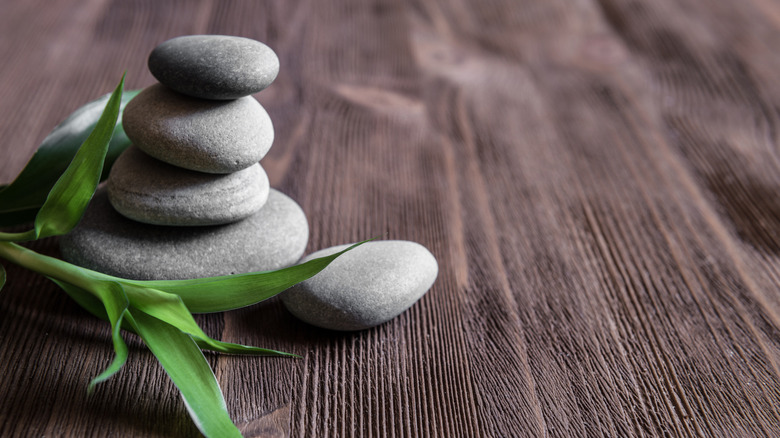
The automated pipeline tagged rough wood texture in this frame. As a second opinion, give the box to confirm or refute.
[1,0,779,436]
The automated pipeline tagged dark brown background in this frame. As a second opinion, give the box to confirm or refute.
[2,0,780,436]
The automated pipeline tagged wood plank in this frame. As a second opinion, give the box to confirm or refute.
[1,0,779,436]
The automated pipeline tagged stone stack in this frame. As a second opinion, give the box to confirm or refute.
[60,36,308,281]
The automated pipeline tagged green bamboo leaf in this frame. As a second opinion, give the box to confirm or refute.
[51,278,240,354]
[0,75,126,242]
[126,310,243,438]
[129,240,371,313]
[50,279,130,392]
[124,284,295,357]
[32,75,126,240]
[196,338,297,357]
[47,280,261,355]
[0,89,140,227]
[87,281,130,393]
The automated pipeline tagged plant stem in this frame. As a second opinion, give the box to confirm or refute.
[0,230,36,242]
[0,241,113,294]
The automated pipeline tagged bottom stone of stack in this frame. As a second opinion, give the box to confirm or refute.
[60,187,308,280]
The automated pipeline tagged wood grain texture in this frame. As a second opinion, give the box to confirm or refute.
[1,0,779,436]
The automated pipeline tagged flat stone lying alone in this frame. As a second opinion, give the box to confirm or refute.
[60,188,308,280]
[107,146,269,226]
[281,241,438,331]
[148,35,279,100]
[123,83,274,174]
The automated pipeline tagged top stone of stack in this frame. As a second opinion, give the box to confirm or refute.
[148,35,279,100]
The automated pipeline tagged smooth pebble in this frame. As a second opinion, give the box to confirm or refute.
[60,188,308,280]
[281,240,438,331]
[148,35,279,100]
[123,83,273,173]
[107,146,269,226]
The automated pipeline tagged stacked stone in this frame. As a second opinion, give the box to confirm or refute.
[60,36,308,281]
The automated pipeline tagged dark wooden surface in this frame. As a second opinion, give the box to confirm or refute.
[2,0,780,436]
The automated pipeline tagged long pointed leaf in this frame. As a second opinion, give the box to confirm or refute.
[87,281,130,392]
[33,75,126,239]
[0,89,139,226]
[197,337,298,357]
[125,310,242,438]
[129,240,371,313]
[50,279,130,391]
[0,75,126,242]
[125,284,295,357]
[46,282,260,355]
[53,276,294,357]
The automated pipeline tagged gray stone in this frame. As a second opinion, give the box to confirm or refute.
[281,241,438,331]
[60,188,308,280]
[123,83,273,174]
[148,35,279,100]
[107,146,269,226]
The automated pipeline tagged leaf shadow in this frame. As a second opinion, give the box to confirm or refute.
[224,296,356,356]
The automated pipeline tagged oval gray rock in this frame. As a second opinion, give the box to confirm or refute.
[107,146,269,226]
[148,35,279,100]
[281,241,438,331]
[60,188,308,280]
[123,83,273,173]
